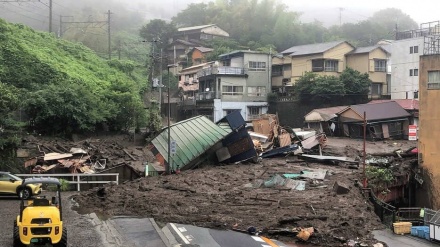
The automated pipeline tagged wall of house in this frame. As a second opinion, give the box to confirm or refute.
[272,56,293,87]
[346,53,369,73]
[368,48,388,85]
[192,49,204,64]
[391,37,424,99]
[290,43,353,83]
[244,53,271,97]
[339,109,363,122]
[418,54,440,209]
[213,100,268,122]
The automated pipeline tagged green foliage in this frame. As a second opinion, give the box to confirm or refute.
[0,81,23,149]
[139,19,177,51]
[340,67,372,95]
[294,68,371,102]
[267,92,278,103]
[0,19,147,135]
[59,179,70,191]
[311,75,345,100]
[172,2,418,51]
[366,166,394,192]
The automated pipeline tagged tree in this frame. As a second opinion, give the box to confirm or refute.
[369,8,418,35]
[293,72,318,101]
[139,19,177,50]
[311,75,345,101]
[339,67,371,95]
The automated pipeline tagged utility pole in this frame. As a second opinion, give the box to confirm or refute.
[106,10,112,60]
[363,111,367,188]
[159,48,163,114]
[339,7,344,26]
[48,0,52,32]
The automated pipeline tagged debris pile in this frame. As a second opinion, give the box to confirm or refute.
[18,135,153,174]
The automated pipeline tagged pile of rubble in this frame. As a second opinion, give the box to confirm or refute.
[18,135,152,174]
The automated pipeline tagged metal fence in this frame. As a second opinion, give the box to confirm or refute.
[17,173,119,191]
[364,188,396,228]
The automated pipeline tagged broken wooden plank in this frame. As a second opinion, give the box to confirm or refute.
[123,149,137,161]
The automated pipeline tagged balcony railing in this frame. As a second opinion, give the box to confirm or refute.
[196,91,216,101]
[198,66,246,77]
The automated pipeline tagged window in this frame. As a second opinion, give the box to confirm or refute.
[272,65,283,77]
[248,86,266,97]
[248,61,266,71]
[312,59,324,72]
[428,71,440,90]
[414,91,419,99]
[410,46,419,54]
[374,59,387,72]
[410,69,419,76]
[222,85,244,95]
[223,59,231,66]
[324,60,339,72]
[200,33,213,40]
[370,83,382,96]
[248,106,262,120]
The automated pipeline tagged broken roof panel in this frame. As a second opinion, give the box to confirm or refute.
[151,116,231,170]
[305,106,348,122]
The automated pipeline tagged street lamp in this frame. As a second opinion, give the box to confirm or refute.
[167,63,178,175]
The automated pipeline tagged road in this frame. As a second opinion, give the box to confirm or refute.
[0,193,102,247]
[167,223,291,247]
[373,229,439,247]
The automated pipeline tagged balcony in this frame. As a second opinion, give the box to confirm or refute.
[198,66,246,77]
[196,91,216,101]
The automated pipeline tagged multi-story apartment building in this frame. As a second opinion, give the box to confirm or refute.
[418,33,440,209]
[391,21,440,100]
[194,50,271,122]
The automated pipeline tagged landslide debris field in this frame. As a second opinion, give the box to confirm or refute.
[73,138,416,246]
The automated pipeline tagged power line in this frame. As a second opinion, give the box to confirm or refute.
[0,3,47,23]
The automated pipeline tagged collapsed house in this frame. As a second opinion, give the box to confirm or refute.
[147,111,256,173]
[338,101,411,140]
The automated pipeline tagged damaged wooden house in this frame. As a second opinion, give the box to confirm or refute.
[147,111,257,173]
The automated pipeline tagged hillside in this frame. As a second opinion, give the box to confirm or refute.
[0,18,150,137]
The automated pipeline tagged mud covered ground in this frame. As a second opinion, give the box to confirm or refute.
[72,137,418,246]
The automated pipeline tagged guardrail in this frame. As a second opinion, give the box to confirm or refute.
[16,173,119,192]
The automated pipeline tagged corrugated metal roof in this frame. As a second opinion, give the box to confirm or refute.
[178,24,215,32]
[340,101,410,121]
[281,41,349,56]
[151,116,231,169]
[194,46,214,53]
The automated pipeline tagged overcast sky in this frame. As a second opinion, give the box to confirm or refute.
[187,0,437,26]
[287,0,437,25]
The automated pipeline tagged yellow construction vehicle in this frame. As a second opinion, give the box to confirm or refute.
[13,177,67,247]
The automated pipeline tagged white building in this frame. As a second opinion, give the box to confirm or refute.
[391,21,440,99]
[391,37,423,99]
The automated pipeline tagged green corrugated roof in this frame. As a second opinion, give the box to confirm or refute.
[151,116,232,169]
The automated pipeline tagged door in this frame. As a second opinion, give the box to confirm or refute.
[0,173,18,194]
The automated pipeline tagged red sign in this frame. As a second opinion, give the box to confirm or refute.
[409,125,417,140]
